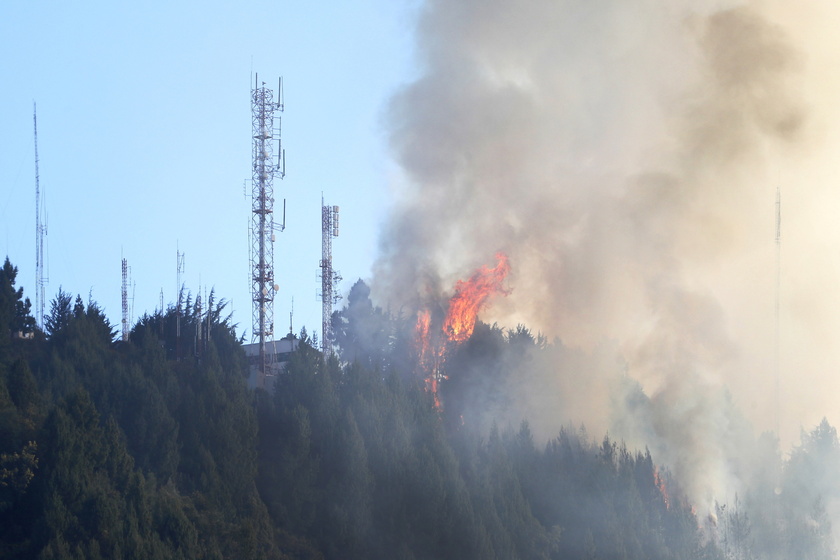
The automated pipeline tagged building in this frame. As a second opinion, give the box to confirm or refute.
[243,334,298,391]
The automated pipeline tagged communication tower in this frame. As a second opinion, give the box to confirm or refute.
[250,74,285,387]
[318,196,341,355]
[195,284,203,355]
[121,258,130,342]
[176,248,185,356]
[33,103,48,330]
[159,288,165,338]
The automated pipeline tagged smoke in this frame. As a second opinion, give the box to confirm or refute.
[374,0,840,516]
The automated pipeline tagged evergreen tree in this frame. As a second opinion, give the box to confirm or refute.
[0,258,36,363]
[44,288,73,340]
[1,272,837,560]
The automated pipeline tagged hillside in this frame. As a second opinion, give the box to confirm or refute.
[0,258,835,559]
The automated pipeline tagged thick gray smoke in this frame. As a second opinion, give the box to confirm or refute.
[374,0,840,517]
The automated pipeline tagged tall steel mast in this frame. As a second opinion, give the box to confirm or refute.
[33,103,47,330]
[319,196,340,355]
[250,75,285,387]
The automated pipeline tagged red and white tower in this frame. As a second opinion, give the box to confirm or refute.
[250,75,285,387]
[319,196,340,355]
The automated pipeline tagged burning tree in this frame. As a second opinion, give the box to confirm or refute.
[415,253,511,409]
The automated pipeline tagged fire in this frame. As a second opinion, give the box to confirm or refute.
[443,253,511,343]
[415,309,432,368]
[415,253,511,409]
[415,309,445,409]
[654,466,671,510]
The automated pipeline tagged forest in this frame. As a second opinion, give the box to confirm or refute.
[0,256,836,559]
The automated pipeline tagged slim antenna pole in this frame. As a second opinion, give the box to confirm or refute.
[176,246,185,359]
[131,278,135,333]
[159,288,165,338]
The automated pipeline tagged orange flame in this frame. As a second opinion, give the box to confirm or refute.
[443,253,511,343]
[415,309,432,367]
[654,466,671,510]
[415,253,511,410]
[415,309,444,409]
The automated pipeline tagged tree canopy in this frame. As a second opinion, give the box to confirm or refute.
[0,264,835,559]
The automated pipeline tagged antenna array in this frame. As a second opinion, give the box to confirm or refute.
[319,196,341,355]
[33,103,48,330]
[122,258,130,342]
[176,248,185,353]
[250,74,285,387]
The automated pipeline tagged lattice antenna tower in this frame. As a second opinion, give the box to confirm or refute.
[121,257,130,342]
[33,103,48,330]
[176,248,185,352]
[250,74,285,386]
[319,195,341,355]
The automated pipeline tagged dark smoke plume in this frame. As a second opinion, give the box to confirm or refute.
[374,0,840,517]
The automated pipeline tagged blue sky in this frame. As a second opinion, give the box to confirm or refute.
[1,1,418,339]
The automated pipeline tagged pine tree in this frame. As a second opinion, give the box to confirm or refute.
[0,258,36,349]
